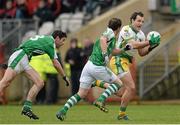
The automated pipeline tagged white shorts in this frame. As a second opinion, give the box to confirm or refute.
[8,49,32,73]
[80,61,117,89]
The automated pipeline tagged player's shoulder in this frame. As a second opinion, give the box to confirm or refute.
[44,36,55,43]
[120,25,132,38]
[121,25,131,32]
[103,27,114,35]
[120,25,133,35]
[44,35,54,39]
[102,27,115,41]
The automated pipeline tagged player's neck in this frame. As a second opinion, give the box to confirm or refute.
[129,25,139,34]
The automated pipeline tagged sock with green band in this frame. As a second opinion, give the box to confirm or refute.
[23,100,32,110]
[120,107,127,112]
[60,94,81,113]
[97,83,121,102]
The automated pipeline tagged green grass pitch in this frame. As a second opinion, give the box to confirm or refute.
[0,104,180,124]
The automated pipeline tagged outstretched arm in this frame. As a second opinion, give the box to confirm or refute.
[52,59,65,76]
[112,44,132,56]
[137,33,161,56]
[138,45,150,56]
[130,40,149,49]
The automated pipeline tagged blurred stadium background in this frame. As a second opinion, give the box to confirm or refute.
[0,0,180,123]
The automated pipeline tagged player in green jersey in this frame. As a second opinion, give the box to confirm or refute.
[94,12,160,120]
[0,30,70,120]
[56,18,132,121]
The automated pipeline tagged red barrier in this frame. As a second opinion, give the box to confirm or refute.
[0,43,5,64]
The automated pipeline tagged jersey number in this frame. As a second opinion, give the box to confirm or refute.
[30,35,44,41]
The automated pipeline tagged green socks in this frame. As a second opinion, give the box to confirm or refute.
[23,100,32,110]
[120,107,127,112]
[97,83,121,102]
[60,94,81,113]
[119,107,127,116]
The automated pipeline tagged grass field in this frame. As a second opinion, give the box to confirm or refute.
[0,104,180,124]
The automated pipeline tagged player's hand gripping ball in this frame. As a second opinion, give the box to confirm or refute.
[147,31,161,51]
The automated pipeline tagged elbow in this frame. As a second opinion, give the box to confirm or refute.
[138,51,146,57]
[111,50,117,56]
[112,48,121,56]
[139,54,145,57]
[139,53,147,57]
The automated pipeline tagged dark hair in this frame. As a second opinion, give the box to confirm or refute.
[70,38,78,43]
[0,64,7,69]
[52,30,67,39]
[108,18,122,31]
[130,11,144,23]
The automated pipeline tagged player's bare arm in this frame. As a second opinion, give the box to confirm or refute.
[52,59,65,76]
[100,36,108,53]
[100,36,109,65]
[52,59,70,86]
[128,39,149,49]
[138,45,150,56]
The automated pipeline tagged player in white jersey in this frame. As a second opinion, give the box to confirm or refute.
[0,30,71,120]
[94,12,160,120]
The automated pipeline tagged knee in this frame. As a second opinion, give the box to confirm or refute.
[0,79,11,89]
[126,84,136,95]
[130,87,136,95]
[77,91,88,99]
[36,79,44,89]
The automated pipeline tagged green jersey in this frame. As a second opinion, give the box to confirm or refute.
[89,28,116,66]
[16,35,57,60]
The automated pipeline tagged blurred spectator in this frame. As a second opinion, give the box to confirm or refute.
[160,0,170,6]
[84,0,100,20]
[84,0,121,20]
[0,43,5,63]
[0,0,16,19]
[61,0,75,13]
[0,0,6,9]
[15,0,29,19]
[61,0,86,13]
[26,0,40,17]
[34,0,54,26]
[82,37,94,66]
[47,0,61,18]
[65,38,84,95]
[45,50,62,104]
[99,0,114,10]
[74,0,86,12]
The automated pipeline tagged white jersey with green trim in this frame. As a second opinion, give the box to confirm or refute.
[117,25,145,57]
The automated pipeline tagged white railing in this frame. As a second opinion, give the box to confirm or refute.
[0,19,39,62]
